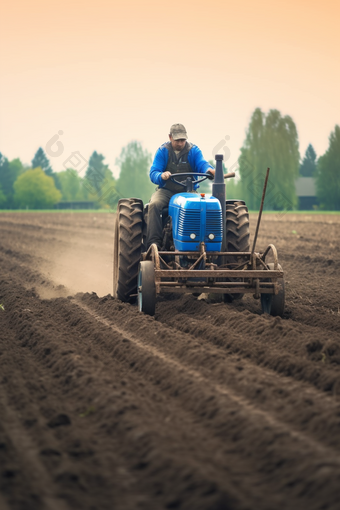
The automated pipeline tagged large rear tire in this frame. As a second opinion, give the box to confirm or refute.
[226,201,250,253]
[113,198,143,303]
[224,202,250,302]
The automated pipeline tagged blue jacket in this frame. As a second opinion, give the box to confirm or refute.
[149,142,213,188]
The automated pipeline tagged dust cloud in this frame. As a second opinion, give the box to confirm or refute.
[0,212,115,298]
[44,242,114,297]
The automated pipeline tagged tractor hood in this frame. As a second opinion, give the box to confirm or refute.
[169,193,222,252]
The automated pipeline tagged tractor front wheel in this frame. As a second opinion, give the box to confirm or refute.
[137,261,156,316]
[260,263,285,317]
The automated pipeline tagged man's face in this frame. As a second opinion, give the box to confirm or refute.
[169,135,186,151]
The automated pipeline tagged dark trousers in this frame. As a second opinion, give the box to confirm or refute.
[146,188,177,248]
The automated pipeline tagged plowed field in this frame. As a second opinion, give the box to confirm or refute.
[0,211,340,510]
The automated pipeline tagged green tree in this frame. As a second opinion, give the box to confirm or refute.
[57,169,85,201]
[0,185,6,207]
[316,125,340,210]
[0,153,10,206]
[13,167,61,209]
[116,141,154,204]
[238,108,300,210]
[32,148,53,176]
[9,158,25,175]
[85,151,108,194]
[84,151,117,208]
[225,177,243,200]
[0,155,25,208]
[299,144,317,177]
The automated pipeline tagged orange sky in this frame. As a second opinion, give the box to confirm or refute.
[1,0,339,176]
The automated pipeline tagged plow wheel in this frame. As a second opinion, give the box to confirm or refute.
[113,198,143,303]
[138,261,156,316]
[224,201,250,302]
[260,263,285,317]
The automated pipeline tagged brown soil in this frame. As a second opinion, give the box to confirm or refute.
[0,211,340,510]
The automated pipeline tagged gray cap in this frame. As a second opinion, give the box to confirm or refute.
[170,123,188,140]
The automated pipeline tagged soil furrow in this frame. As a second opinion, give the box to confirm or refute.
[1,279,251,509]
[79,298,340,451]
[0,390,70,510]
[1,272,340,509]
[156,298,340,391]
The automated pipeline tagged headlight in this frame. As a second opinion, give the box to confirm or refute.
[190,233,196,239]
[208,233,215,240]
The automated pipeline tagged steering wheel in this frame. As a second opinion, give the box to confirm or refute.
[169,172,214,190]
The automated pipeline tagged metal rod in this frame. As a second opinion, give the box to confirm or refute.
[158,286,276,294]
[155,251,258,256]
[155,269,283,278]
[224,172,236,179]
[251,167,270,255]
[159,281,277,288]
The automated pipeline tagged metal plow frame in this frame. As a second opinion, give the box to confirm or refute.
[142,242,283,299]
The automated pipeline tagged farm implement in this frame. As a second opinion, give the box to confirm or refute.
[113,154,285,317]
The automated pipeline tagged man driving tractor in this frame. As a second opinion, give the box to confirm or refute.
[146,123,215,249]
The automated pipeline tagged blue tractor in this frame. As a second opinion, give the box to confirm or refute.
[113,154,285,317]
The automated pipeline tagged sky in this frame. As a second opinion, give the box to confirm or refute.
[1,0,339,178]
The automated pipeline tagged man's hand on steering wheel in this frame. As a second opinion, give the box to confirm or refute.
[161,171,172,180]
[206,168,215,180]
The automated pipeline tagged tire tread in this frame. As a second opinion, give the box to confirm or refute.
[114,198,143,303]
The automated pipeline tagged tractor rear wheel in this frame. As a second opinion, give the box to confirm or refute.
[224,201,250,301]
[226,201,250,253]
[113,198,143,303]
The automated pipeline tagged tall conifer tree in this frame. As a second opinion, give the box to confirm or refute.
[32,148,53,176]
[299,144,317,177]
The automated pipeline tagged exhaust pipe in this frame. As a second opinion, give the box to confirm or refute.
[212,154,226,251]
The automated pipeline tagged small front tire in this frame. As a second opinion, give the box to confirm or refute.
[138,261,156,316]
[260,263,285,317]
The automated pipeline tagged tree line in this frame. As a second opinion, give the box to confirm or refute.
[227,109,340,211]
[1,113,339,210]
[0,141,155,210]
